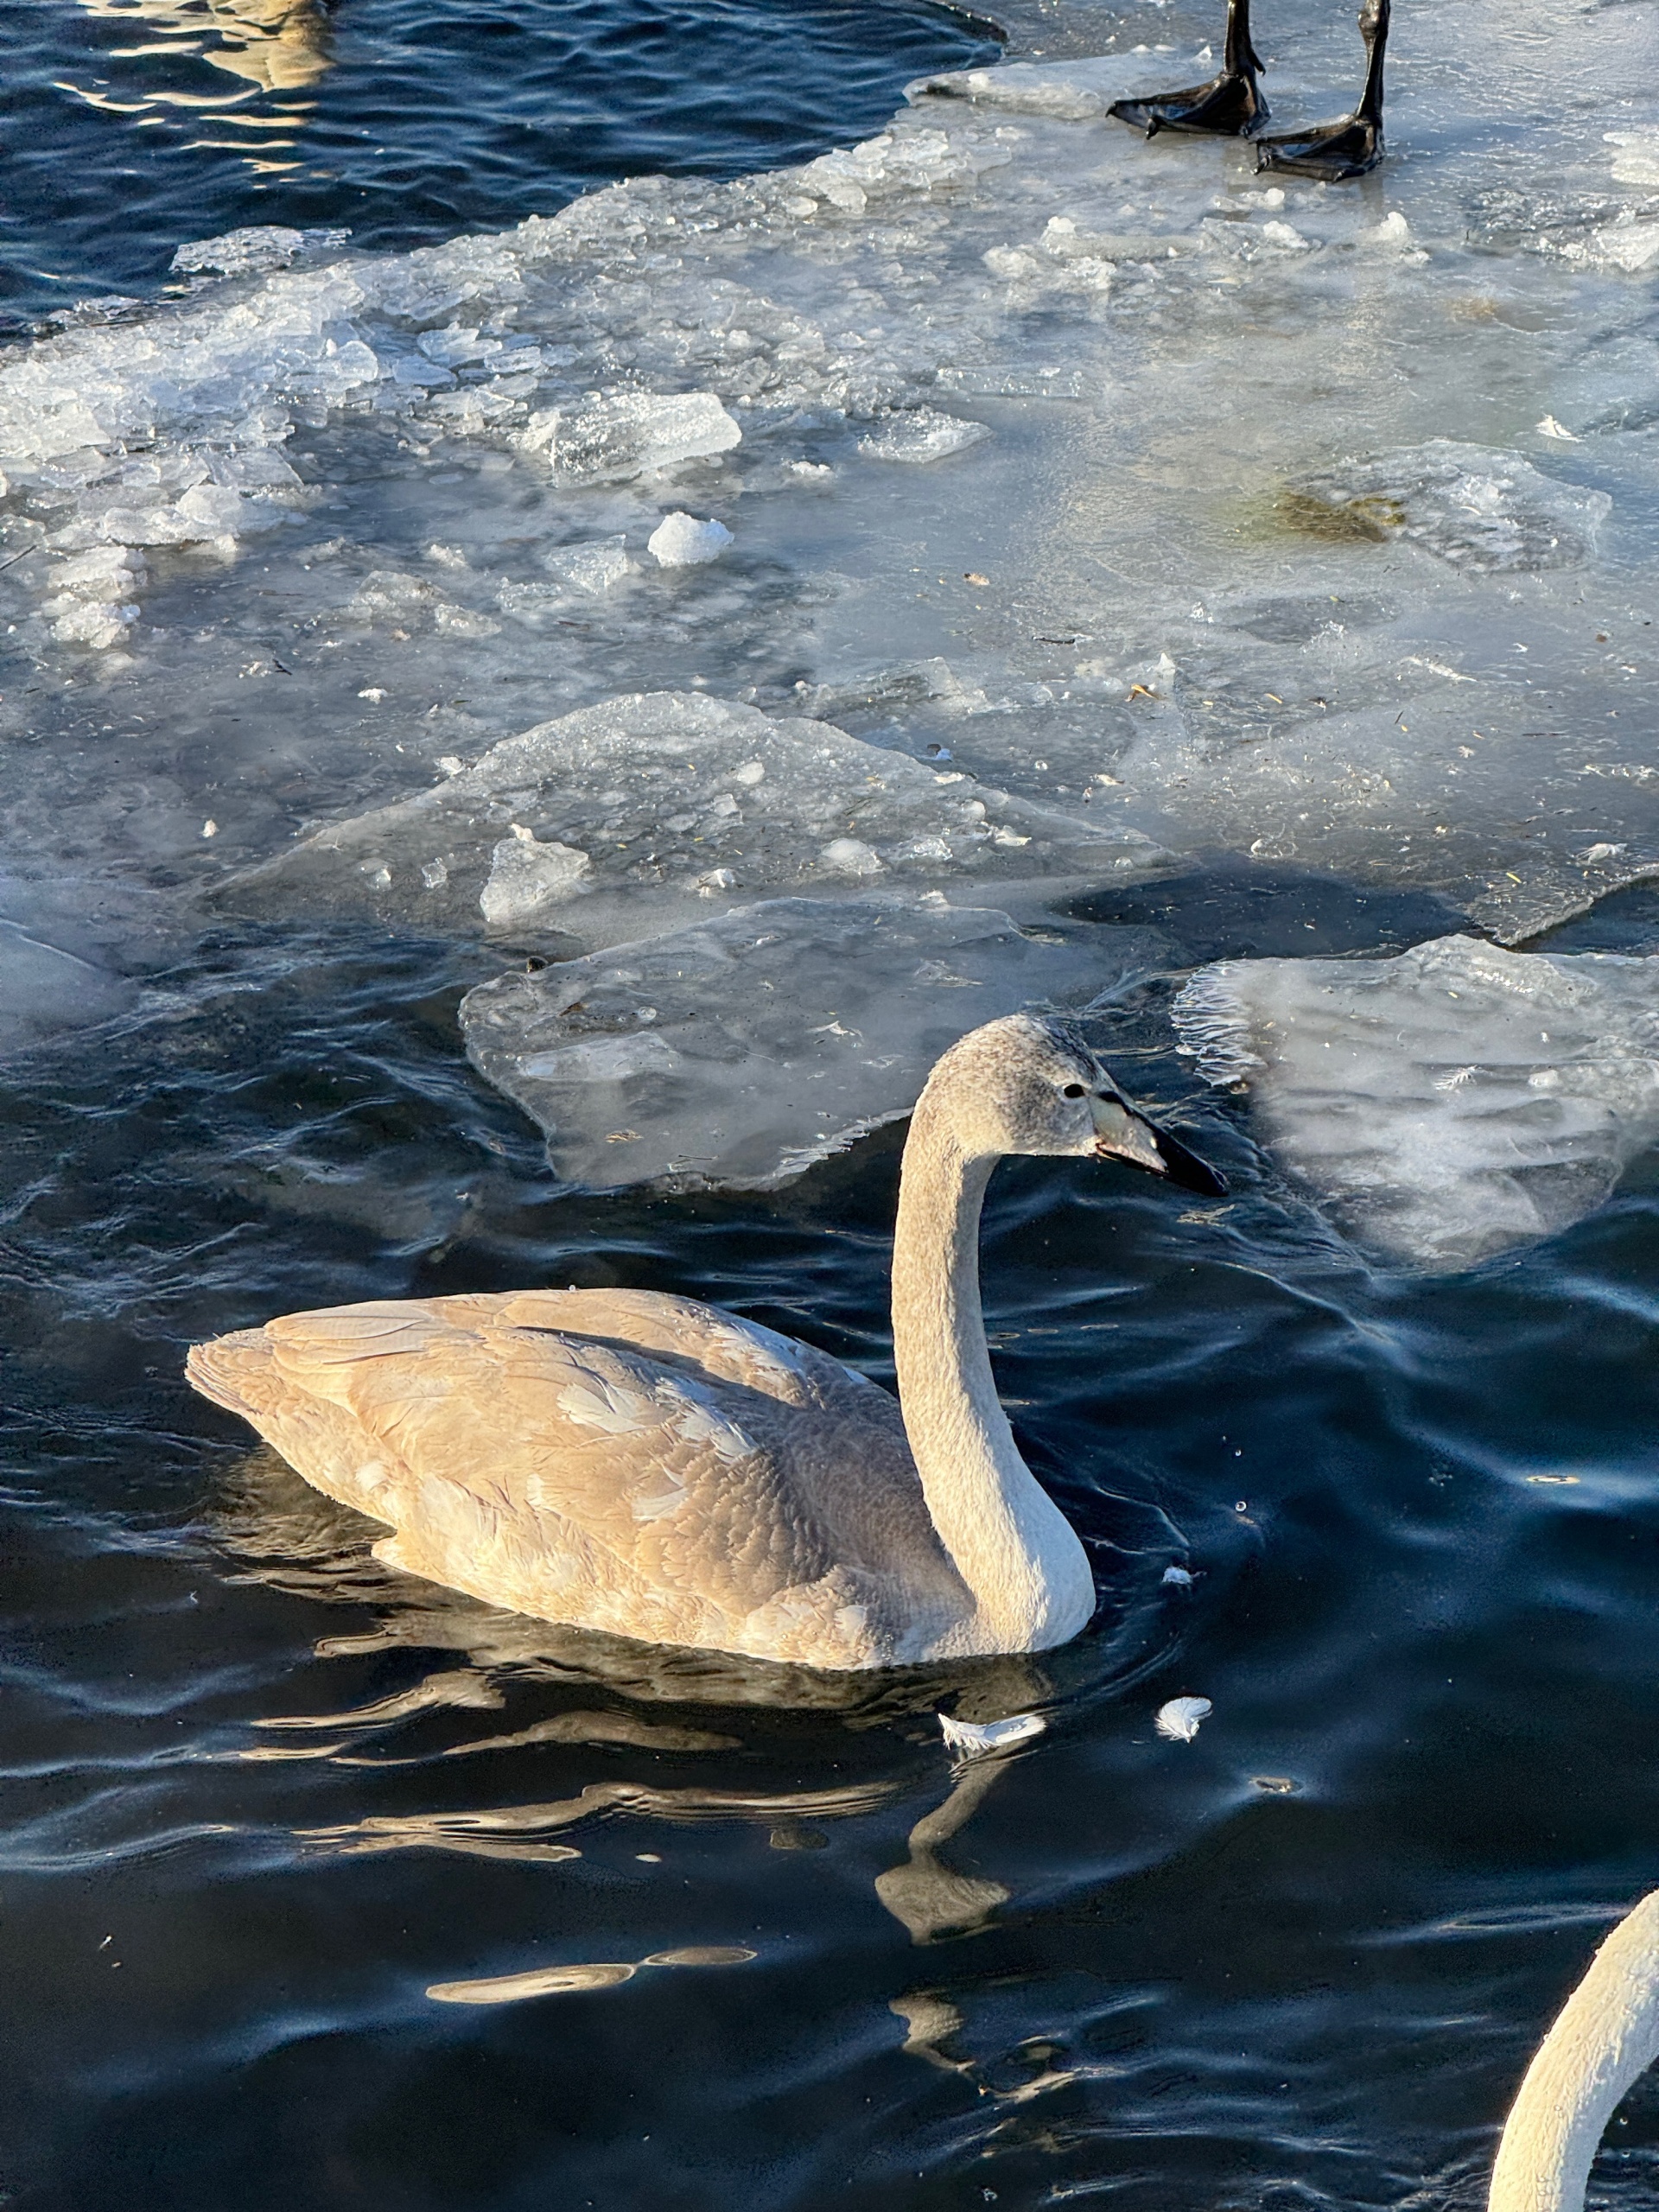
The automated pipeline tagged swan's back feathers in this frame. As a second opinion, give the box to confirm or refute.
[189,1290,966,1667]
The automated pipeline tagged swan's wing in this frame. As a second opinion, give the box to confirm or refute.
[482,1290,943,1580]
[488,1287,910,1435]
[257,1301,842,1637]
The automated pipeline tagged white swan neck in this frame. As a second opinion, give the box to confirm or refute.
[1490,1888,1659,2212]
[891,1090,1094,1653]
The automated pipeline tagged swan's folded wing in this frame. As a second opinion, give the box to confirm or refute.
[481,1290,933,1577]
[492,1287,911,1438]
[259,1301,836,1625]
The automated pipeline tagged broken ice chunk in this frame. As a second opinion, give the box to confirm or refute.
[909,53,1160,121]
[0,874,183,1054]
[41,545,145,648]
[856,409,989,464]
[647,512,732,567]
[459,895,1160,1189]
[170,226,345,279]
[818,837,885,876]
[1174,935,1659,1268]
[1281,442,1610,571]
[1606,128,1659,187]
[539,537,635,594]
[1155,1696,1211,1742]
[478,832,593,925]
[517,392,741,482]
[218,691,1164,950]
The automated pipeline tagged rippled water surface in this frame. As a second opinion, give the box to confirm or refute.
[0,0,998,323]
[6,0,1659,2205]
[9,894,1659,2209]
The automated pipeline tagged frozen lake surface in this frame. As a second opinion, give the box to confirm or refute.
[5,0,1659,2203]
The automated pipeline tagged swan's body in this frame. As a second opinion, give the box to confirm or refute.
[188,1015,1223,1669]
[1490,1886,1659,2212]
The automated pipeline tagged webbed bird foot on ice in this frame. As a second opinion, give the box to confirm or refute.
[1109,0,1268,138]
[1255,0,1389,179]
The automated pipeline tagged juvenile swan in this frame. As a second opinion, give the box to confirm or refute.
[188,1015,1224,1669]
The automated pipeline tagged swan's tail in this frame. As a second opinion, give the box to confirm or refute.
[1170,967,1263,1086]
[186,1327,281,1420]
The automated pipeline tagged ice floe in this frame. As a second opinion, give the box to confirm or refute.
[1175,935,1659,1268]
[221,690,1161,951]
[0,874,181,1054]
[460,894,1161,1188]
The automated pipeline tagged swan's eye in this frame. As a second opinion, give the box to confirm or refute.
[1060,1082,1087,1100]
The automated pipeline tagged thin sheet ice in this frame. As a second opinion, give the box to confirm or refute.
[462,895,1160,1187]
[1175,936,1659,1268]
[222,691,1160,951]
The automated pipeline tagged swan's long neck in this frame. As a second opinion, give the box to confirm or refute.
[1490,1888,1659,2212]
[890,1094,1095,1653]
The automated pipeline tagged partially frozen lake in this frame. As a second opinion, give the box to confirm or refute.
[5,0,1659,2202]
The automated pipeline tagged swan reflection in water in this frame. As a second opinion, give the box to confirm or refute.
[213,1451,1090,2007]
[67,0,330,171]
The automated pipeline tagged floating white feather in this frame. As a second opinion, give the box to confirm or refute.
[1154,1695,1212,1742]
[938,1710,1047,1758]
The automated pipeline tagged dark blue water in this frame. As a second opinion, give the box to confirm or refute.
[6,880,1659,2210]
[0,0,999,328]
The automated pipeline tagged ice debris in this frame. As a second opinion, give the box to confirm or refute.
[1155,1696,1211,1743]
[171,226,351,280]
[518,391,741,482]
[647,512,732,567]
[0,874,182,1055]
[478,830,594,925]
[538,537,634,595]
[1174,935,1659,1268]
[219,692,1163,950]
[1605,129,1659,188]
[1281,442,1610,572]
[856,409,989,464]
[3,9,1657,1033]
[460,894,1160,1189]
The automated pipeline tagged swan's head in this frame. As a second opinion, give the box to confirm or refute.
[921,1014,1227,1194]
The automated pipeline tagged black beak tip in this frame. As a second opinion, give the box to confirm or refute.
[1153,1125,1230,1198]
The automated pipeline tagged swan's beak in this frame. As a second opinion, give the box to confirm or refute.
[1090,1096,1229,1196]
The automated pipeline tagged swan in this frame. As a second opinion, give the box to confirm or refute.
[1490,1886,1659,2212]
[188,1014,1224,1670]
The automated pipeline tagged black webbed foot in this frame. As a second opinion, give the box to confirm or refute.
[1254,0,1389,179]
[1109,0,1268,138]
